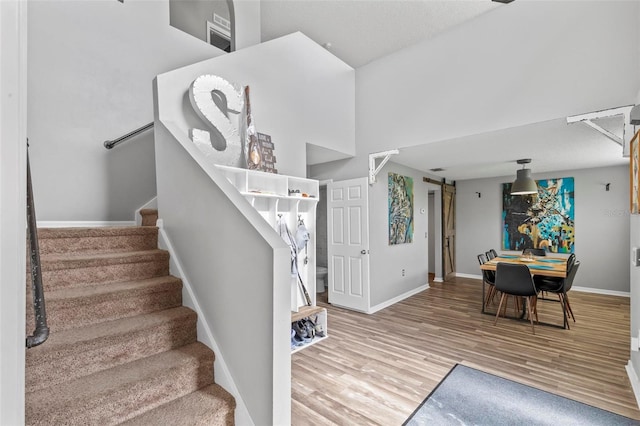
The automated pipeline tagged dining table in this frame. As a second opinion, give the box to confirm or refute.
[479,253,569,327]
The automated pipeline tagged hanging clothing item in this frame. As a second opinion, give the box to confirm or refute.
[276,216,312,306]
[276,215,298,277]
[295,221,310,251]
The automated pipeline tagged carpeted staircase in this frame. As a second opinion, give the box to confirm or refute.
[25,212,235,425]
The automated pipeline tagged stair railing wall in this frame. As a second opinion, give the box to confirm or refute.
[154,120,292,426]
[26,148,49,348]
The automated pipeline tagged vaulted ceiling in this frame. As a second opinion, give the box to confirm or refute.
[261,1,639,181]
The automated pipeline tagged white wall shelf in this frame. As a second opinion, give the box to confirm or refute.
[215,165,326,353]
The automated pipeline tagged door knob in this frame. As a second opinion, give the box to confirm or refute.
[361,250,367,254]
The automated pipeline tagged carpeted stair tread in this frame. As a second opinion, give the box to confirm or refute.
[40,249,169,270]
[38,226,159,255]
[26,342,215,426]
[26,275,183,332]
[121,383,236,426]
[39,249,170,290]
[139,209,158,227]
[26,307,198,393]
[42,275,181,302]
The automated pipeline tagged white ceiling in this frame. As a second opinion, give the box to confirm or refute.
[260,0,635,181]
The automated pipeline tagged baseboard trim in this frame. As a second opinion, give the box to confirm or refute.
[37,221,136,228]
[626,361,640,409]
[452,273,629,297]
[433,277,444,283]
[456,273,482,280]
[157,221,253,426]
[368,284,430,314]
[572,286,630,298]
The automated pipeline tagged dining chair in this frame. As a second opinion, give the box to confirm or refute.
[486,249,498,260]
[478,253,497,308]
[522,247,546,257]
[494,262,539,334]
[534,257,579,329]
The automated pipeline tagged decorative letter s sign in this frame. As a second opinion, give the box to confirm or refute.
[188,74,243,167]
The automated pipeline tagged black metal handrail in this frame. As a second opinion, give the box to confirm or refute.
[103,122,154,150]
[26,147,49,348]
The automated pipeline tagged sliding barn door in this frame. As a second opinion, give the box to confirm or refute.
[442,183,456,281]
[327,178,370,312]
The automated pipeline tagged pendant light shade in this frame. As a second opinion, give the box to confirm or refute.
[510,159,538,195]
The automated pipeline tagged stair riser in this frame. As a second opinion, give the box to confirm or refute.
[26,315,197,393]
[26,286,183,333]
[27,349,215,426]
[41,257,170,291]
[140,210,158,227]
[38,233,158,256]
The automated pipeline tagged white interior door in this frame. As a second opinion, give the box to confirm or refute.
[327,177,370,312]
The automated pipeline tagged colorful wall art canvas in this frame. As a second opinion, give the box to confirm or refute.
[388,173,414,245]
[502,177,575,253]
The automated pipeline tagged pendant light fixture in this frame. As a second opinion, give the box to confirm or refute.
[510,159,538,195]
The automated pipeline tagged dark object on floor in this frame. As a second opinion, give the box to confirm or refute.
[403,364,639,426]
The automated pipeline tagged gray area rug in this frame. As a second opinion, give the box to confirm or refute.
[404,364,640,426]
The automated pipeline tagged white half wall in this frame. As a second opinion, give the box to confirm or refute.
[456,165,630,293]
[154,120,291,425]
[154,31,355,179]
[0,0,27,423]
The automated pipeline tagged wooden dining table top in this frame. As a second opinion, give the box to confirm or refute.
[480,254,568,278]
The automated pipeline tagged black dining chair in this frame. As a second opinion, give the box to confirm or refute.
[534,257,579,329]
[523,247,546,257]
[478,253,497,309]
[494,262,539,334]
[486,249,498,260]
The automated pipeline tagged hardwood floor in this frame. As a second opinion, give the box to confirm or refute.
[291,276,640,425]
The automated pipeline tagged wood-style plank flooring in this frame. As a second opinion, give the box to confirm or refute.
[291,276,640,425]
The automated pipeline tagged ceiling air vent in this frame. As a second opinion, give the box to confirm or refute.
[207,13,231,52]
[213,13,231,36]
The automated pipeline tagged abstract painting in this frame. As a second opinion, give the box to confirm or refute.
[502,177,575,253]
[388,173,414,245]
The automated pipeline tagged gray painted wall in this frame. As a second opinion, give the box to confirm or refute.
[170,0,231,44]
[456,165,630,293]
[27,0,260,221]
[311,160,430,308]
[316,186,328,268]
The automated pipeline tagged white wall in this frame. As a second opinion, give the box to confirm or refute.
[630,214,640,397]
[0,1,27,423]
[456,165,630,293]
[154,31,355,179]
[355,1,639,155]
[27,0,261,221]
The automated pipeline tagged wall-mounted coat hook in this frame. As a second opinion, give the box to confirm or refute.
[605,183,610,191]
[475,192,481,198]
